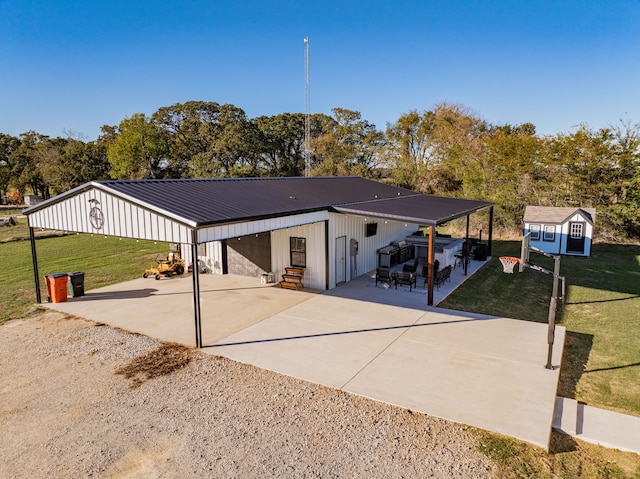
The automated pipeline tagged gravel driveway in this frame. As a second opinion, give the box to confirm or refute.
[0,311,495,478]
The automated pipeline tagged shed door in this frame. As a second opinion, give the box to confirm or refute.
[567,222,585,254]
[335,236,346,284]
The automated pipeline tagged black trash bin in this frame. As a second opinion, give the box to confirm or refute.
[67,271,85,297]
[474,243,488,261]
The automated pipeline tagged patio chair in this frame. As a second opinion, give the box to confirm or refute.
[375,268,395,288]
[434,265,452,290]
[445,264,452,280]
[421,260,439,288]
[454,240,471,269]
[402,257,419,273]
[395,271,417,291]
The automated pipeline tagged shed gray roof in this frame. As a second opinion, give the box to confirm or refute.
[523,206,596,225]
[25,176,492,227]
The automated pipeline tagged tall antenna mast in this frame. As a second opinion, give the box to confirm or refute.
[304,37,311,177]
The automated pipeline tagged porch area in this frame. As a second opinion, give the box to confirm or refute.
[335,254,488,309]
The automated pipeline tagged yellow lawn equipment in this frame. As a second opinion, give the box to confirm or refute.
[143,252,186,280]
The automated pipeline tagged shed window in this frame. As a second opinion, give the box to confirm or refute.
[290,237,306,268]
[529,224,541,241]
[543,225,556,242]
[570,223,584,239]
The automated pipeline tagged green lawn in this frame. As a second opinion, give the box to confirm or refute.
[475,428,640,479]
[0,214,29,241]
[0,208,24,216]
[0,233,167,324]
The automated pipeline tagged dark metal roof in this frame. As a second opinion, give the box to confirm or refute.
[24,176,492,227]
[333,194,491,226]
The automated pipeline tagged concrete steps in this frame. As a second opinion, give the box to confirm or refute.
[554,397,640,454]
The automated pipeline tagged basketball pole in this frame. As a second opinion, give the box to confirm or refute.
[544,255,561,369]
[519,237,565,369]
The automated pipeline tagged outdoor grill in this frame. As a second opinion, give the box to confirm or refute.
[392,241,414,264]
[377,245,398,268]
[378,241,414,268]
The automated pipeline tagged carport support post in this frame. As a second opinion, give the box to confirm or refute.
[487,206,494,257]
[191,238,203,348]
[427,225,435,305]
[464,215,470,276]
[29,226,42,304]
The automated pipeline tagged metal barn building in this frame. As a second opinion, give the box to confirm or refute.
[24,176,493,347]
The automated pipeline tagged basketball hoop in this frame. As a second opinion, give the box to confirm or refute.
[499,256,522,274]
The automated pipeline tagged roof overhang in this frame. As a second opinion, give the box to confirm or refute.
[333,194,492,226]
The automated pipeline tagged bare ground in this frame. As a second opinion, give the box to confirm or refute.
[0,311,496,478]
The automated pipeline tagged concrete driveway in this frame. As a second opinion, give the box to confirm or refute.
[47,272,564,450]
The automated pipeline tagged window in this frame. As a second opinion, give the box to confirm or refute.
[529,224,541,241]
[570,223,583,239]
[290,237,306,267]
[365,222,378,237]
[543,225,556,242]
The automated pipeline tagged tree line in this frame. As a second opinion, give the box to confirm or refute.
[1,101,638,239]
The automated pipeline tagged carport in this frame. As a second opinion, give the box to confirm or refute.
[24,176,492,348]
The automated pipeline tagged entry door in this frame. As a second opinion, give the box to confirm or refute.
[335,236,346,284]
[567,222,585,254]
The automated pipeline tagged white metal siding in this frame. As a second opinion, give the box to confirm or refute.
[201,213,416,288]
[271,222,326,290]
[28,188,192,244]
[197,211,328,243]
[205,241,224,274]
[327,213,417,288]
[180,244,193,270]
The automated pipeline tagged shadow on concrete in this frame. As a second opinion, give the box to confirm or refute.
[71,288,158,301]
[143,285,277,296]
[206,314,496,349]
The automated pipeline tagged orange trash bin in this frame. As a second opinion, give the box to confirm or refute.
[45,273,68,303]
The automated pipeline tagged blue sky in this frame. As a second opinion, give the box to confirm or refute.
[1,0,639,140]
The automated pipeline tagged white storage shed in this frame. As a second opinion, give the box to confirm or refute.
[523,206,596,257]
